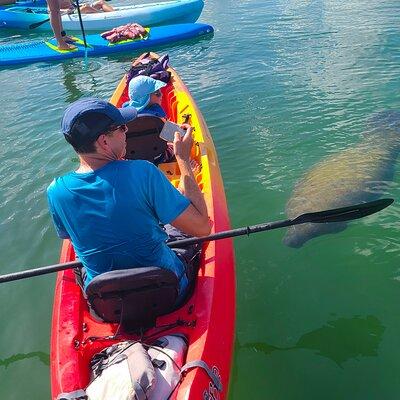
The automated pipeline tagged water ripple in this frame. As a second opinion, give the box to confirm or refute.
[0,0,399,398]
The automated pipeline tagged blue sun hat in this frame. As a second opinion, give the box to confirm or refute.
[126,75,167,112]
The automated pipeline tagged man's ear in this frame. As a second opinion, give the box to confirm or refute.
[95,134,108,150]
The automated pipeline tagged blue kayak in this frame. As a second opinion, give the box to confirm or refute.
[0,0,46,9]
[0,0,204,31]
[0,23,214,66]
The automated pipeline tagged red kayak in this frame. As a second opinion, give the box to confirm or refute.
[50,53,236,399]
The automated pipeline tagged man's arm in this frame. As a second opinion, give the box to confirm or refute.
[47,183,71,239]
[170,126,211,237]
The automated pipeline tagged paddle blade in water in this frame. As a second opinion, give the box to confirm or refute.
[293,198,394,225]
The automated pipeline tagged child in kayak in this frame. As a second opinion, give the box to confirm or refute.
[123,75,167,119]
[124,75,175,163]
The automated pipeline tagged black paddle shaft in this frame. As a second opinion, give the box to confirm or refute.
[29,10,70,30]
[75,0,88,49]
[0,260,82,283]
[0,198,393,283]
[29,18,51,30]
[168,198,394,248]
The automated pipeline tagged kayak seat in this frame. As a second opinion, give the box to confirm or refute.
[125,114,167,163]
[85,267,179,333]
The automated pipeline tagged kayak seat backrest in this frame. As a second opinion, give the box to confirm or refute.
[85,267,178,333]
[125,114,167,163]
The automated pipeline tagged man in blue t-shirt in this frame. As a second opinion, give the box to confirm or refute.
[47,98,211,300]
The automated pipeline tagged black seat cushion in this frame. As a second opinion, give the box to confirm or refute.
[125,114,167,162]
[86,267,179,332]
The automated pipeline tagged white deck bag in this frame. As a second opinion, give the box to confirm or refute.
[85,335,187,400]
[56,335,223,400]
[86,341,156,400]
[147,335,188,400]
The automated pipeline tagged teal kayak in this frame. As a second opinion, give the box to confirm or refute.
[0,23,214,67]
[0,0,46,9]
[0,0,204,31]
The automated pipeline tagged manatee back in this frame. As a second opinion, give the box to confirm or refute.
[365,110,400,140]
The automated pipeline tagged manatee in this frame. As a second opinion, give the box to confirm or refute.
[283,111,400,248]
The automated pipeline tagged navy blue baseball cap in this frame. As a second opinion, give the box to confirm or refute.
[61,97,137,146]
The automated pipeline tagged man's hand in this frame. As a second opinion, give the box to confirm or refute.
[171,123,210,236]
[173,124,193,163]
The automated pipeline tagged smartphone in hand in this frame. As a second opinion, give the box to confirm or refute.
[159,121,186,142]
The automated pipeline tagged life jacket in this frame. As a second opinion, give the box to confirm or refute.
[101,23,147,43]
[126,53,171,85]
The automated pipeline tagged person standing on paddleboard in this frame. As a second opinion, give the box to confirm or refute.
[47,0,114,51]
[47,0,76,51]
[47,98,210,303]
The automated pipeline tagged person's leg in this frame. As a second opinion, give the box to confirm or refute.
[73,267,88,298]
[164,224,202,294]
[79,3,99,13]
[100,1,114,12]
[91,0,114,12]
[47,0,76,50]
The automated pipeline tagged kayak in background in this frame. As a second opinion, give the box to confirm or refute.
[50,52,236,399]
[0,0,46,9]
[0,0,204,31]
[0,23,213,67]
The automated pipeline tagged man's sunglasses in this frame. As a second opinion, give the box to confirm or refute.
[105,124,128,134]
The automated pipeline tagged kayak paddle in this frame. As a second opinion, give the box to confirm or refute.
[168,197,394,247]
[74,0,87,53]
[0,198,393,284]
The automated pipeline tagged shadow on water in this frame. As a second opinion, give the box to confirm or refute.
[0,351,50,368]
[241,315,385,367]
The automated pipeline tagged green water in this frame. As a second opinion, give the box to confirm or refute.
[0,0,399,398]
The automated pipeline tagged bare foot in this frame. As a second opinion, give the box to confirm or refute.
[57,40,77,51]
[63,35,77,43]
